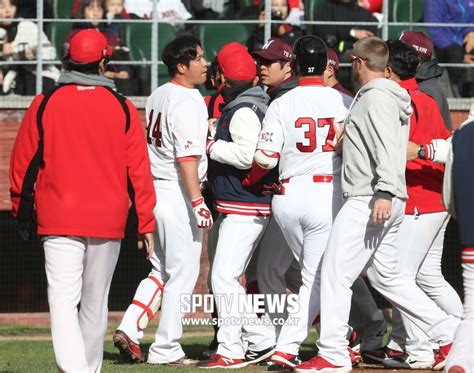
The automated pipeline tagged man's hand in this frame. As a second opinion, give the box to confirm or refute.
[327,122,344,154]
[464,31,474,53]
[208,118,217,136]
[192,197,213,229]
[407,141,419,161]
[138,232,154,260]
[464,53,474,64]
[372,198,392,225]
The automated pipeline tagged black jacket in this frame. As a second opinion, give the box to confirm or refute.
[416,59,452,130]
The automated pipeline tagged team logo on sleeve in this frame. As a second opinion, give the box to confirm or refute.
[185,140,194,149]
[260,131,274,142]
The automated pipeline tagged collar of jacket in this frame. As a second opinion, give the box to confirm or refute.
[57,71,116,90]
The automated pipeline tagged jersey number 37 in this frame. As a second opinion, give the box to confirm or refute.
[295,117,335,153]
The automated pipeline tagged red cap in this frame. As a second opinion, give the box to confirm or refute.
[366,0,382,13]
[220,50,256,81]
[69,29,112,63]
[217,42,247,69]
[326,47,339,70]
[399,30,433,59]
[251,37,295,63]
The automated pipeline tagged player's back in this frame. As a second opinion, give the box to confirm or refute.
[266,82,348,180]
[145,82,208,182]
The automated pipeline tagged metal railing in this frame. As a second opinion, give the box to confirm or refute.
[1,0,474,95]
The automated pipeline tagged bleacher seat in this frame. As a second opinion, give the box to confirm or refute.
[53,0,75,18]
[197,23,250,60]
[124,22,176,61]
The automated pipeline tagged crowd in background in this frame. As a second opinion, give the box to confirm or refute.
[1,0,474,97]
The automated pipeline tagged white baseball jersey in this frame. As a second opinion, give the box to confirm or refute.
[146,82,208,182]
[258,81,349,180]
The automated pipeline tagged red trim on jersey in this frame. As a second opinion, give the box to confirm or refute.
[176,156,198,163]
[298,77,325,87]
[462,247,474,263]
[260,150,280,158]
[216,200,271,216]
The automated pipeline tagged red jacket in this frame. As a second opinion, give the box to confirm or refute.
[10,84,156,238]
[400,78,451,215]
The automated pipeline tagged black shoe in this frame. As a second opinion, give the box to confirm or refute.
[244,345,275,366]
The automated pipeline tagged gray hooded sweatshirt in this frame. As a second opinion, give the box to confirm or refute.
[342,78,412,200]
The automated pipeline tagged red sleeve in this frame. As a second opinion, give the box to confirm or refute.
[125,99,156,234]
[9,95,44,218]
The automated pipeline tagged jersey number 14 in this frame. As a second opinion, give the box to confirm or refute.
[295,117,335,153]
[146,109,162,147]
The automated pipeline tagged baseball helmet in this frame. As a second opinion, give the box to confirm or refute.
[293,36,327,76]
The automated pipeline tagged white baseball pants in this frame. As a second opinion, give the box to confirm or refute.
[446,261,474,372]
[118,180,203,364]
[388,212,463,361]
[317,196,459,367]
[44,236,121,373]
[271,175,343,356]
[212,213,273,359]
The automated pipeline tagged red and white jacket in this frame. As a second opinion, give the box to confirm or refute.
[400,78,451,215]
[10,84,156,238]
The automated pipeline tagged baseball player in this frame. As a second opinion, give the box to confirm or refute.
[295,36,458,373]
[323,48,353,98]
[444,106,474,373]
[197,48,276,369]
[113,36,213,365]
[249,35,348,368]
[9,29,156,372]
[381,40,463,370]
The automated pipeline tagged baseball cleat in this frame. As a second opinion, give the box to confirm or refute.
[361,346,403,364]
[348,347,361,366]
[382,354,434,369]
[244,345,275,365]
[432,343,452,370]
[196,354,247,369]
[271,351,302,368]
[294,355,352,372]
[112,330,144,363]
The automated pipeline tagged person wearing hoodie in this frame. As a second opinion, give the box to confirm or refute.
[399,30,453,131]
[381,40,462,370]
[293,36,459,373]
[9,28,156,372]
[197,48,276,369]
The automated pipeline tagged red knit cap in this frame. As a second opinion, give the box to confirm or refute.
[217,42,248,69]
[220,50,257,81]
[69,29,112,63]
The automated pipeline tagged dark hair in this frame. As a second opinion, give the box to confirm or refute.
[387,39,419,80]
[73,0,105,30]
[62,55,106,74]
[162,36,202,77]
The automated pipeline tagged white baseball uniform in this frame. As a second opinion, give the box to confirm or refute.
[117,82,208,364]
[257,77,348,355]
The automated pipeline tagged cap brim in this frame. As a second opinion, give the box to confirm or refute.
[251,49,283,61]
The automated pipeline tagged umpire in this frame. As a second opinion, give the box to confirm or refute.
[9,29,156,372]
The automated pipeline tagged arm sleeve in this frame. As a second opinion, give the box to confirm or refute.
[125,100,156,234]
[170,97,206,158]
[360,92,404,195]
[209,107,262,170]
[257,101,284,154]
[9,95,44,218]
